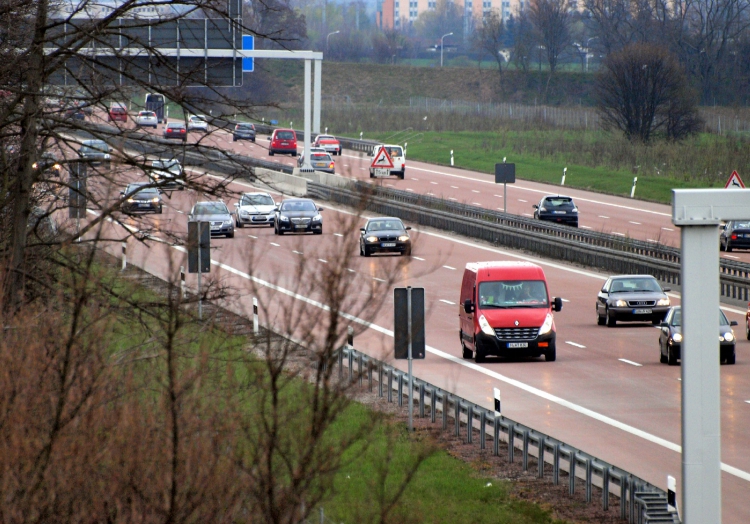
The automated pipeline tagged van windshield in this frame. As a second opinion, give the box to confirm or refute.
[478,280,548,308]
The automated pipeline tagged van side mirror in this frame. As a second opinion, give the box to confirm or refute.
[662,287,671,292]
[552,297,563,312]
[730,320,738,326]
[463,299,474,314]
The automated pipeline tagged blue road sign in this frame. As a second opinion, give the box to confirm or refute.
[242,35,254,72]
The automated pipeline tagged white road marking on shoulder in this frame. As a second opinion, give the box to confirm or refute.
[334,233,344,237]
[473,202,482,206]
[580,225,592,229]
[522,213,534,217]
[565,341,586,348]
[443,265,456,270]
[662,227,674,231]
[599,215,610,219]
[561,298,570,302]
[440,299,456,305]
[413,256,425,261]
[619,359,643,367]
[613,232,625,237]
[629,221,641,225]
[449,197,458,201]
[406,188,414,192]
[724,255,740,259]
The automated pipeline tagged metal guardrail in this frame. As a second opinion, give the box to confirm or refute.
[337,345,680,524]
[307,182,750,305]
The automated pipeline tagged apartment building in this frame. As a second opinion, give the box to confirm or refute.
[377,0,525,31]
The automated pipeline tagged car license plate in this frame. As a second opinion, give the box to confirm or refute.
[381,242,396,247]
[295,224,306,229]
[374,168,389,177]
[507,342,528,348]
[553,210,567,214]
[633,308,652,314]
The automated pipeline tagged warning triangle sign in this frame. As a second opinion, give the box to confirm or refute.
[370,147,394,169]
[725,170,745,189]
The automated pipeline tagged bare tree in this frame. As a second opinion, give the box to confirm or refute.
[508,12,535,74]
[528,0,573,75]
[595,43,701,142]
[473,12,507,74]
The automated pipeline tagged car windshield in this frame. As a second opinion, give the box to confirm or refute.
[544,197,573,207]
[237,124,253,130]
[385,146,402,157]
[478,280,549,308]
[140,111,155,117]
[191,116,205,121]
[276,131,295,140]
[367,219,404,232]
[193,203,228,215]
[280,200,316,212]
[610,278,661,293]
[127,185,158,196]
[241,194,274,206]
[318,135,335,141]
[167,123,184,129]
[670,309,729,327]
[82,141,108,152]
[152,160,181,175]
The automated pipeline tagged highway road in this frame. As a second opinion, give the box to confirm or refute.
[73,149,750,523]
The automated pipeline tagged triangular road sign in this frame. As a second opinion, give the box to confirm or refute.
[725,170,745,189]
[370,147,394,169]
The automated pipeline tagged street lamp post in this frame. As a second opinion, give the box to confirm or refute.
[440,32,453,68]
[326,30,340,51]
[584,36,598,72]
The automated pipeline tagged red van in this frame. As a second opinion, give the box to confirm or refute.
[268,128,297,156]
[459,261,563,363]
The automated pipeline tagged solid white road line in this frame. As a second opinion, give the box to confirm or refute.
[440,299,456,305]
[613,232,625,237]
[565,341,586,348]
[473,202,482,206]
[619,359,643,367]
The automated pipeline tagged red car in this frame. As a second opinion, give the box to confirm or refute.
[313,134,341,156]
[108,102,128,122]
[268,129,297,156]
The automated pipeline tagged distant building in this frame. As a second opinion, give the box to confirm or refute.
[376,0,525,31]
[51,0,186,20]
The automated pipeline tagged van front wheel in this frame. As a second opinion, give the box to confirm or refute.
[545,345,557,362]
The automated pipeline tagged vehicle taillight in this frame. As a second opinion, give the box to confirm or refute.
[732,234,738,240]
[329,163,334,168]
[180,129,185,133]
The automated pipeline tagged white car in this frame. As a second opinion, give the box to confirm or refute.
[187,115,208,132]
[369,144,406,179]
[135,110,158,128]
[234,192,277,228]
[149,159,185,190]
[297,147,326,167]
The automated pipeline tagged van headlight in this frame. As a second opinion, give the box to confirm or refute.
[538,313,554,336]
[721,331,734,342]
[672,333,683,343]
[657,298,670,306]
[478,315,495,336]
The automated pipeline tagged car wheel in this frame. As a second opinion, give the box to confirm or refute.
[278,228,284,236]
[369,172,374,178]
[596,307,605,326]
[399,170,405,180]
[720,240,725,251]
[252,138,256,143]
[233,137,237,142]
[269,151,274,156]
[667,346,678,366]
[606,308,616,327]
[545,344,556,362]
[474,347,486,363]
[660,346,667,364]
[404,246,412,257]
[461,340,472,359]
[158,206,163,214]
[236,221,243,228]
[746,320,750,340]
[314,229,322,235]
[363,246,371,257]
[651,318,661,325]
[726,243,733,252]
[727,350,736,365]
[227,231,234,238]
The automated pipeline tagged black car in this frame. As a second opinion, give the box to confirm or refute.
[720,220,750,252]
[233,123,256,142]
[596,275,671,326]
[533,195,579,227]
[659,306,737,365]
[78,139,111,169]
[189,201,234,238]
[120,183,162,214]
[274,198,323,235]
[360,217,412,257]
[164,122,187,141]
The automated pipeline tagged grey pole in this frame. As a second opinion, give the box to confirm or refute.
[303,59,312,170]
[681,224,721,523]
[197,243,203,320]
[313,59,322,134]
[407,286,413,432]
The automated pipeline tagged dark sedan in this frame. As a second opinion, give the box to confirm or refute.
[360,217,412,256]
[533,195,579,227]
[164,122,187,141]
[233,123,256,142]
[120,183,162,214]
[596,275,671,326]
[274,198,323,235]
[189,201,234,238]
[720,221,750,252]
[78,139,111,169]
[659,306,737,365]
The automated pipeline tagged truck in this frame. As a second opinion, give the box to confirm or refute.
[145,93,165,123]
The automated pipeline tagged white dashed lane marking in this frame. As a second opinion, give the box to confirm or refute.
[334,233,344,237]
[373,277,386,282]
[413,256,425,261]
[430,181,438,185]
[565,341,586,348]
[662,227,674,231]
[451,185,459,189]
[270,242,280,247]
[472,190,480,193]
[629,221,641,225]
[599,215,610,219]
[518,199,528,203]
[619,359,643,367]
[318,259,328,263]
[247,234,257,239]
[443,265,456,270]
[440,299,456,305]
[292,250,303,255]
[494,194,503,198]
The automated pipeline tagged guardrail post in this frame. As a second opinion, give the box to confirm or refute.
[493,418,500,456]
[180,266,186,299]
[367,360,373,391]
[585,458,592,502]
[628,478,636,524]
[357,353,363,386]
[508,424,515,463]
[466,405,474,444]
[378,363,384,397]
[620,474,628,521]
[569,451,577,497]
[387,369,393,402]
[430,388,437,423]
[522,430,529,471]
[537,437,545,478]
[348,351,354,383]
[602,466,610,511]
[442,392,448,429]
[397,373,404,406]
[454,400,461,437]
[553,443,560,485]
[418,383,425,418]
[338,348,344,379]
[480,410,486,450]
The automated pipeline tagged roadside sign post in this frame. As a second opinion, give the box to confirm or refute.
[371,147,395,178]
[394,287,426,432]
[494,162,516,214]
[188,221,211,320]
[68,161,87,241]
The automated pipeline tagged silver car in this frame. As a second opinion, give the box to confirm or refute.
[234,192,276,228]
[189,201,234,238]
[135,110,158,128]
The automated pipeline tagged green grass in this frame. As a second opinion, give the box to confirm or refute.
[365,130,743,203]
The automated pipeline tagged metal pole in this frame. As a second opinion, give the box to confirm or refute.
[503,182,507,213]
[197,243,203,320]
[407,286,413,432]
[303,59,312,170]
[313,59,321,134]
[681,224,721,524]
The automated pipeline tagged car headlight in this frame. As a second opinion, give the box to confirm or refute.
[572,207,578,212]
[312,214,322,221]
[127,198,135,203]
[151,197,160,203]
[279,215,289,222]
[104,154,110,160]
[366,236,379,243]
[398,235,410,242]
[53,164,61,171]
[478,315,495,336]
[223,220,233,226]
[614,299,628,307]
[722,331,734,342]
[657,298,670,306]
[32,162,38,169]
[672,333,683,343]
[538,313,554,336]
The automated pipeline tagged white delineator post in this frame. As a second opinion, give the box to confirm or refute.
[631,177,638,198]
[253,297,259,334]
[561,167,567,186]
[493,387,501,416]
[121,241,127,271]
[450,150,454,166]
[180,265,186,299]
[671,188,750,524]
